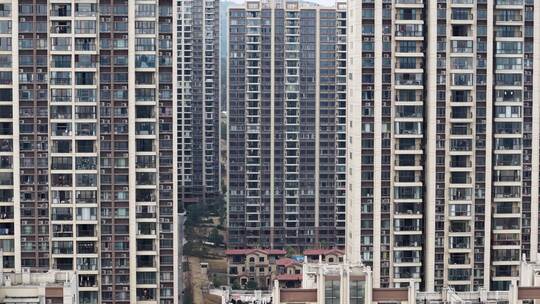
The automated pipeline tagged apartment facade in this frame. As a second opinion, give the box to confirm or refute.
[348,0,540,293]
[0,1,179,304]
[0,270,77,304]
[227,0,347,250]
[177,0,220,206]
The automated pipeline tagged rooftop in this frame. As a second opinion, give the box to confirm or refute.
[225,248,287,256]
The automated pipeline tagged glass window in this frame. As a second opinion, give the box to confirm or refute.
[325,279,340,304]
[349,280,365,304]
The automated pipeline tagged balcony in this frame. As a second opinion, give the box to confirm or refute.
[75,38,96,51]
[136,255,156,268]
[450,172,471,184]
[494,203,520,214]
[76,158,97,170]
[396,0,423,3]
[137,223,156,236]
[51,56,71,68]
[494,170,520,182]
[52,208,72,221]
[495,26,522,38]
[448,269,471,281]
[52,157,72,170]
[394,203,422,215]
[51,4,71,16]
[50,72,71,85]
[76,123,96,136]
[494,266,519,277]
[451,107,471,119]
[449,236,470,249]
[451,9,473,21]
[493,186,520,199]
[136,272,157,285]
[51,22,71,34]
[395,74,423,86]
[77,227,96,238]
[452,74,473,86]
[0,223,13,235]
[136,106,155,119]
[137,240,155,251]
[394,187,422,200]
[51,174,72,187]
[51,106,72,119]
[495,155,521,166]
[77,241,97,254]
[76,208,97,221]
[492,234,520,246]
[75,55,97,68]
[51,89,72,102]
[79,275,97,288]
[449,221,471,233]
[396,171,422,183]
[77,258,98,271]
[136,156,156,169]
[395,122,422,135]
[395,25,423,37]
[52,241,73,254]
[136,123,155,135]
[493,217,520,230]
[53,258,73,271]
[0,207,13,220]
[450,156,471,168]
[451,41,473,53]
[449,253,470,265]
[396,9,423,21]
[74,173,96,187]
[52,224,73,238]
[394,219,422,232]
[394,234,423,247]
[496,121,521,134]
[396,90,423,102]
[136,172,156,186]
[73,89,95,104]
[449,188,472,201]
[136,139,155,152]
[394,266,421,279]
[136,288,156,301]
[136,190,156,202]
[495,90,521,102]
[492,249,520,262]
[496,11,522,22]
[393,252,421,264]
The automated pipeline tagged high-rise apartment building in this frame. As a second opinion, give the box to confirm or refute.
[347,0,540,293]
[177,0,220,206]
[0,1,179,304]
[227,0,347,250]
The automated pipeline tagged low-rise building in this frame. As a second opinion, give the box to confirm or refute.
[272,255,540,304]
[225,249,287,290]
[275,258,303,289]
[0,269,77,304]
[226,248,345,291]
[303,249,344,264]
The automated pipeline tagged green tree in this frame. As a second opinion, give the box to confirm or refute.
[185,203,205,226]
[285,246,297,257]
[246,280,258,290]
[208,228,224,245]
[231,281,241,290]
